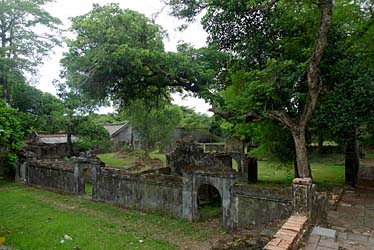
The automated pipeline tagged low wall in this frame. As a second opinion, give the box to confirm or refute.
[233,184,292,227]
[94,168,184,217]
[27,160,80,194]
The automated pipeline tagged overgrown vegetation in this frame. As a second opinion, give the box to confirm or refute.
[0,101,24,169]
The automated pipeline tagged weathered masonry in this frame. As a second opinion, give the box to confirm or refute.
[17,142,326,230]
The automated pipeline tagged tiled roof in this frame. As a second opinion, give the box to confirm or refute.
[103,123,128,137]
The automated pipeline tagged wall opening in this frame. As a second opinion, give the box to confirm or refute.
[197,184,222,221]
[232,158,239,172]
[81,169,93,196]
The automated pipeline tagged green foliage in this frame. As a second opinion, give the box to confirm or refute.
[12,83,65,133]
[73,117,111,150]
[179,107,212,129]
[0,0,61,101]
[123,100,182,155]
[312,0,374,140]
[249,121,295,164]
[90,113,125,126]
[61,4,228,106]
[61,4,165,104]
[0,101,24,169]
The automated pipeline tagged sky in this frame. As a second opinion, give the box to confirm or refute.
[36,0,212,114]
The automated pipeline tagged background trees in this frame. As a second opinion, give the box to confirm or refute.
[0,0,61,102]
[122,99,182,156]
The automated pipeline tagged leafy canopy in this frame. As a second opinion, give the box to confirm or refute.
[0,0,62,101]
[61,4,228,106]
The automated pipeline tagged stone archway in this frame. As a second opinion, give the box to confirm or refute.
[182,170,237,229]
[196,184,222,221]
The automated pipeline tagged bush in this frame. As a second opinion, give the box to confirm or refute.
[0,101,24,169]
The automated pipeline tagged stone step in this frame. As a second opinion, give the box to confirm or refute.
[311,227,337,240]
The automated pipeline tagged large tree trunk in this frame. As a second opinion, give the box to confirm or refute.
[292,129,312,178]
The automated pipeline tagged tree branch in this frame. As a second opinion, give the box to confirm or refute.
[300,0,333,128]
[266,110,294,129]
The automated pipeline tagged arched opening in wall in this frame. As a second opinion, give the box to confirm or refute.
[81,169,92,196]
[197,184,222,221]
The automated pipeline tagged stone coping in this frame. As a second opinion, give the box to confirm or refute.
[100,168,184,186]
[182,165,237,177]
[264,215,308,250]
[234,184,292,200]
[29,161,74,172]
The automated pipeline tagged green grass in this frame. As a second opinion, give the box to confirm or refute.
[255,153,345,190]
[365,153,374,159]
[0,181,225,250]
[85,183,93,195]
[97,153,136,168]
[97,152,166,170]
[198,200,222,222]
[150,152,166,165]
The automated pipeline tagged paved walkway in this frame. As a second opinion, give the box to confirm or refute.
[304,188,374,250]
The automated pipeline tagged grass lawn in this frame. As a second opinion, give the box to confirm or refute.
[256,153,345,189]
[0,181,225,250]
[97,153,137,168]
[97,152,166,170]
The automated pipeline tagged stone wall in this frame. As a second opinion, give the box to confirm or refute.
[20,156,104,195]
[93,167,184,217]
[233,184,292,227]
[27,160,80,194]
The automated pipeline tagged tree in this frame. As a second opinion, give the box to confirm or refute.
[0,0,61,102]
[55,80,108,156]
[123,100,182,156]
[311,1,374,185]
[179,107,212,130]
[61,4,227,106]
[70,116,111,151]
[12,82,65,133]
[167,0,333,178]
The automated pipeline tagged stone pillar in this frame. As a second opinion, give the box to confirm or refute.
[221,178,235,230]
[182,174,194,222]
[73,164,83,195]
[292,178,313,216]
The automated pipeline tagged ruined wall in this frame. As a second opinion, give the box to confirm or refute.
[94,168,184,217]
[27,160,80,194]
[233,184,292,227]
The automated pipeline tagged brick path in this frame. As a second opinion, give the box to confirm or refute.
[304,188,374,250]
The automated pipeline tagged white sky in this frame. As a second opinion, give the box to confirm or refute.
[36,0,212,115]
